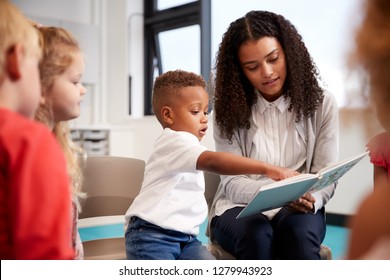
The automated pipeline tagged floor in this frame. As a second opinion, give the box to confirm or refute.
[79,221,349,260]
[322,225,350,260]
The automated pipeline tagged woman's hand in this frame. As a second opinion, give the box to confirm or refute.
[287,193,316,213]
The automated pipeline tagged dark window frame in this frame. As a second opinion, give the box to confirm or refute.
[143,0,211,115]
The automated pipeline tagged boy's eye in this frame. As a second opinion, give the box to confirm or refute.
[192,110,199,115]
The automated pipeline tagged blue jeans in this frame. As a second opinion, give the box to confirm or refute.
[125,216,215,260]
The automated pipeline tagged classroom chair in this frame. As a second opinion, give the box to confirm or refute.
[79,156,145,260]
[203,172,333,260]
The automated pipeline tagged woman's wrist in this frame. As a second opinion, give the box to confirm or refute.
[310,202,316,214]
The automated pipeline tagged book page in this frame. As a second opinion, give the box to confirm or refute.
[260,173,317,191]
[308,151,368,193]
[316,151,368,174]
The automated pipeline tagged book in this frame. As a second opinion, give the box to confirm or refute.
[236,151,369,219]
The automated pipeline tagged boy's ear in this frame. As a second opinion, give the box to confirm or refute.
[6,44,23,81]
[161,106,174,125]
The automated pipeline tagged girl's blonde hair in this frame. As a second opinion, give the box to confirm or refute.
[34,26,85,210]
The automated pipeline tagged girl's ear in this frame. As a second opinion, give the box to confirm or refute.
[161,106,174,125]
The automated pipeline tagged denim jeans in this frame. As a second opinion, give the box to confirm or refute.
[125,216,215,260]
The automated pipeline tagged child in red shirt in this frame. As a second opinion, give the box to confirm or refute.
[0,0,74,260]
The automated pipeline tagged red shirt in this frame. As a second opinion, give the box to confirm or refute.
[0,108,74,259]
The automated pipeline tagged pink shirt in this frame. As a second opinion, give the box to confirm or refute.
[366,131,390,179]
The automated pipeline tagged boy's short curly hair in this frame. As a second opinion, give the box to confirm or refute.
[152,69,206,125]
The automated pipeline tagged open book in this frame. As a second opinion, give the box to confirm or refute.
[236,151,368,219]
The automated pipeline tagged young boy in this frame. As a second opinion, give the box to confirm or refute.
[0,0,74,259]
[124,69,298,260]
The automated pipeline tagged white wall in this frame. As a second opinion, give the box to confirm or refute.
[12,0,379,216]
[328,109,381,215]
[13,0,102,126]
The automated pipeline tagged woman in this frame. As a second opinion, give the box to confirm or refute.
[208,10,339,259]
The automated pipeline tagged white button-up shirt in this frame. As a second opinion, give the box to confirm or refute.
[251,92,307,218]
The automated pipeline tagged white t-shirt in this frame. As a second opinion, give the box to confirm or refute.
[124,128,208,235]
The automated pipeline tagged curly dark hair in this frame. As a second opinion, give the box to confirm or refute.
[213,10,324,141]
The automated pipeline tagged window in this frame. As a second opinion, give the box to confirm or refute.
[158,25,200,74]
[157,0,197,10]
[143,0,210,115]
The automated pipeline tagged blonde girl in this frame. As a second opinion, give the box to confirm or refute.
[35,26,86,259]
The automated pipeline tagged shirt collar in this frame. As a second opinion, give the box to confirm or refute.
[255,89,289,114]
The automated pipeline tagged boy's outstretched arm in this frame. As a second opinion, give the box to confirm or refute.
[196,151,299,181]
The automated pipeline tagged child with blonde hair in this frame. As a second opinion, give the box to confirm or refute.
[0,0,73,259]
[34,25,87,259]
